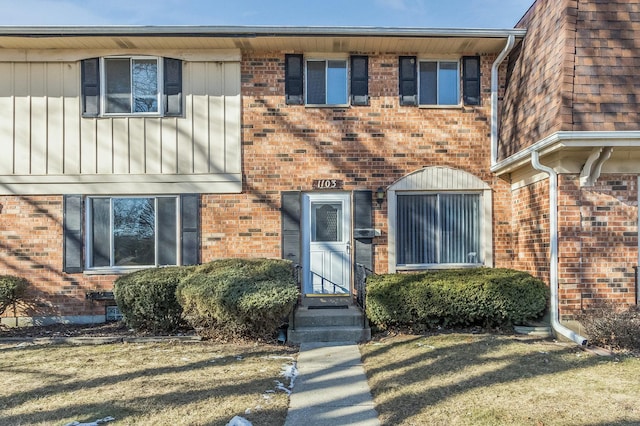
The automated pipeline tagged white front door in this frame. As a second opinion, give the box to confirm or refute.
[302,193,351,295]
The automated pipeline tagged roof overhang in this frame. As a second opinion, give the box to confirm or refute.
[493,131,640,182]
[0,25,526,54]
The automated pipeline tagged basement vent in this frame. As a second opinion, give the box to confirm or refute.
[106,306,123,322]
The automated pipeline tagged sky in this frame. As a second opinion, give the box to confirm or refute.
[0,0,534,28]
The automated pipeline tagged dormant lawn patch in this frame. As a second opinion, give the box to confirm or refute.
[361,333,640,426]
[0,341,296,426]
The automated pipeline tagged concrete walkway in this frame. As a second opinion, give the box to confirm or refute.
[285,342,380,426]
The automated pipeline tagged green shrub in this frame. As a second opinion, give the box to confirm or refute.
[114,267,191,332]
[578,304,640,351]
[366,268,548,330]
[0,275,28,316]
[177,258,299,339]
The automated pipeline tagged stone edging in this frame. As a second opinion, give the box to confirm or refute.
[0,335,203,345]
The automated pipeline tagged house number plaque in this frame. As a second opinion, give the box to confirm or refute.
[313,179,344,189]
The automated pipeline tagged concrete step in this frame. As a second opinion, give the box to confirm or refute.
[287,304,371,344]
[294,306,365,328]
[288,326,371,344]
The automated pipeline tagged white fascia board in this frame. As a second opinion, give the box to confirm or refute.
[491,131,640,175]
[0,26,527,39]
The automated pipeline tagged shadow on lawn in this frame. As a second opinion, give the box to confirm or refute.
[361,334,617,425]
[0,346,290,425]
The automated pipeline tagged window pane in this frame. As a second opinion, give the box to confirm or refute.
[104,58,131,113]
[307,61,326,104]
[439,62,460,105]
[113,198,155,266]
[439,194,480,263]
[397,195,437,264]
[312,202,342,242]
[419,62,437,105]
[326,60,347,105]
[132,59,158,113]
[91,198,111,267]
[157,197,177,265]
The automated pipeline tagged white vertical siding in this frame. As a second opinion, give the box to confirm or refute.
[0,59,242,194]
[0,63,14,174]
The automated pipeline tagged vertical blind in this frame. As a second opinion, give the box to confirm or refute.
[397,193,481,265]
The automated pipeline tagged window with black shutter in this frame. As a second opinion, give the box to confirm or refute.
[285,54,304,105]
[80,56,182,117]
[462,56,481,106]
[350,56,369,106]
[399,56,417,106]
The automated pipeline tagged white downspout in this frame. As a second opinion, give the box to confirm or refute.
[531,151,588,345]
[491,35,515,167]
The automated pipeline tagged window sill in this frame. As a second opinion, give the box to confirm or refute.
[396,263,483,271]
[418,104,463,109]
[305,104,350,108]
[83,266,157,275]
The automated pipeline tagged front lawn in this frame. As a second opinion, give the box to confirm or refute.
[361,333,640,425]
[0,341,296,426]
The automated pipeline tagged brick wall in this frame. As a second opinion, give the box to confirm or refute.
[573,0,640,130]
[512,180,551,282]
[501,0,640,157]
[561,175,638,315]
[0,196,116,319]
[201,52,515,272]
[512,174,638,318]
[500,0,575,159]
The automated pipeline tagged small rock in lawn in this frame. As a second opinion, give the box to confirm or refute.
[226,415,252,426]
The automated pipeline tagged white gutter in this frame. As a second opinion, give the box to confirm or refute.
[491,34,515,167]
[531,151,587,346]
[0,25,528,39]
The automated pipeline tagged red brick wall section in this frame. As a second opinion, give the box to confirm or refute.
[0,196,117,319]
[511,179,551,284]
[500,0,576,159]
[501,0,640,157]
[200,52,515,272]
[573,0,640,131]
[562,175,637,315]
[512,175,638,319]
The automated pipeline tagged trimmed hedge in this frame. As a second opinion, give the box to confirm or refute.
[366,268,548,330]
[0,275,28,316]
[114,266,191,332]
[176,258,299,339]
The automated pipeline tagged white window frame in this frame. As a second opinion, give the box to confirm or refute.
[85,195,181,271]
[388,167,493,272]
[305,58,349,106]
[395,191,483,268]
[100,56,164,116]
[418,59,461,107]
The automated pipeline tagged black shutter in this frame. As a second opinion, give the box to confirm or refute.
[180,194,200,265]
[281,191,301,265]
[350,55,369,106]
[462,56,481,106]
[81,58,100,117]
[399,56,418,106]
[164,58,183,116]
[63,195,83,273]
[353,190,374,272]
[285,54,304,105]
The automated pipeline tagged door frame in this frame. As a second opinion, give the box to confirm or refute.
[301,191,352,296]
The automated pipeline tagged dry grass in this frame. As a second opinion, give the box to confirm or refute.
[361,333,640,426]
[0,341,296,426]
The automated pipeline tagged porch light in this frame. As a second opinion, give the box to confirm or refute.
[375,187,385,206]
